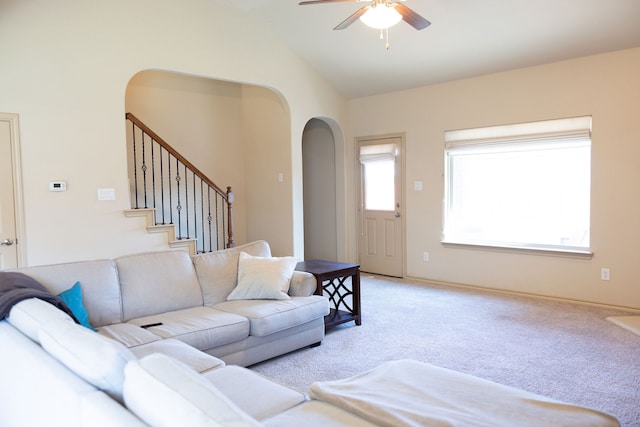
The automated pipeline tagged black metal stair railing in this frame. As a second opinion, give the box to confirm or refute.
[126,113,234,252]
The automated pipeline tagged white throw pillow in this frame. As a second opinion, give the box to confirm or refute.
[39,319,136,402]
[123,353,261,427]
[226,252,297,301]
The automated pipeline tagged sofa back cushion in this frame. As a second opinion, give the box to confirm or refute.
[116,250,203,321]
[7,297,76,343]
[123,353,262,427]
[192,240,271,306]
[11,260,122,327]
[39,319,136,402]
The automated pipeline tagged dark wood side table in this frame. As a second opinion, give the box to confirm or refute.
[295,260,361,330]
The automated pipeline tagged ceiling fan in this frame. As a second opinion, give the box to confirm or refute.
[298,0,431,32]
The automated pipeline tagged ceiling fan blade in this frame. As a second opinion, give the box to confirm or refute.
[393,3,431,30]
[299,0,360,5]
[334,5,369,30]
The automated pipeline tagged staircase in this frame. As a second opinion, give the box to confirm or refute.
[125,113,234,255]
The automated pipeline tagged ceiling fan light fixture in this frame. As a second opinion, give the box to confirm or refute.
[359,4,402,30]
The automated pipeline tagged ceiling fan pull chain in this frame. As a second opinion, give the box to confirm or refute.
[385,27,390,50]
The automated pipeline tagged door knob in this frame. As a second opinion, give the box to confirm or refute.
[1,239,14,246]
[395,212,401,218]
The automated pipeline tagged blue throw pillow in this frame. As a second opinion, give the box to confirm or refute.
[57,281,97,331]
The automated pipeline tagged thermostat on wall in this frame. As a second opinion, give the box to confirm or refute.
[49,181,67,192]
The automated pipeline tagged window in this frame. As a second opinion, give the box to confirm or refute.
[443,116,592,254]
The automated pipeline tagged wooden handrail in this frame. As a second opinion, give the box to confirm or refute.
[126,113,228,199]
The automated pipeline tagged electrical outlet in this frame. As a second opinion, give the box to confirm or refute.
[601,268,610,281]
[423,252,429,262]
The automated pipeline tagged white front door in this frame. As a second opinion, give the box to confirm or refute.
[357,135,403,277]
[0,114,23,269]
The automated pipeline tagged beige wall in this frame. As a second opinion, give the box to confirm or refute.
[0,0,346,264]
[241,85,294,256]
[346,48,640,310]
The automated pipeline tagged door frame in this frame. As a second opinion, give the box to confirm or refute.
[0,113,26,267]
[355,132,406,277]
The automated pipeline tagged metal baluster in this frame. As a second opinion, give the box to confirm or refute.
[191,170,197,245]
[200,180,205,253]
[132,122,139,209]
[176,158,182,239]
[184,164,190,239]
[214,194,220,250]
[159,146,165,224]
[150,138,157,225]
[168,153,173,225]
[141,133,148,209]
[207,187,213,252]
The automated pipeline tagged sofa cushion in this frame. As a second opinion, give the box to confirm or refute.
[213,296,330,337]
[192,240,271,305]
[99,322,162,348]
[126,306,250,350]
[9,260,122,327]
[262,400,379,427]
[202,365,305,421]
[57,281,96,331]
[227,252,298,301]
[39,319,136,402]
[116,251,203,321]
[123,353,262,427]
[7,297,76,343]
[80,391,150,427]
[0,321,108,427]
[130,338,225,374]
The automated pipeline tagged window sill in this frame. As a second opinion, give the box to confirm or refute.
[441,241,593,260]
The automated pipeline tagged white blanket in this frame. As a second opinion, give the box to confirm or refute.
[309,360,619,427]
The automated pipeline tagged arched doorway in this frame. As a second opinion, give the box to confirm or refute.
[302,119,337,261]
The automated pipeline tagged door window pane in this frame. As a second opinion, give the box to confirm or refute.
[364,159,394,211]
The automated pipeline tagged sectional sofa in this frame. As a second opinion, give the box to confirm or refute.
[0,240,621,426]
[0,240,354,426]
[6,240,329,366]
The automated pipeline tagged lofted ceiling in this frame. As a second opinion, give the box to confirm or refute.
[212,0,640,98]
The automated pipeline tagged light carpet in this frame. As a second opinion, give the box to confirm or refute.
[251,275,640,427]
[607,316,640,337]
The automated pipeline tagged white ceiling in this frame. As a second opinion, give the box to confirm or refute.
[213,0,640,98]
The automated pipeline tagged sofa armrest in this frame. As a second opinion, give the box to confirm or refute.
[288,271,317,297]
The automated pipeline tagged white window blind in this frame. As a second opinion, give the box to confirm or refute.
[359,143,397,164]
[443,116,592,253]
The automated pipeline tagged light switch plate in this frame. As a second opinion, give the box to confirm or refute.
[97,188,116,201]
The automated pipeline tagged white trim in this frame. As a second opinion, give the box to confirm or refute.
[0,112,26,267]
